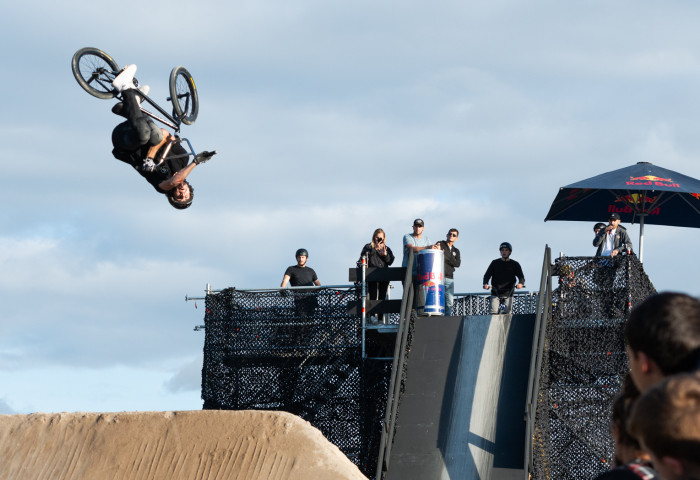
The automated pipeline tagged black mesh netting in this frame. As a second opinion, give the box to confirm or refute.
[531,254,656,479]
[201,287,391,477]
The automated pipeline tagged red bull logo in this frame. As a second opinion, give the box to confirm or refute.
[615,194,658,205]
[608,204,660,215]
[626,175,679,188]
[564,188,592,201]
[691,193,700,200]
[417,271,444,283]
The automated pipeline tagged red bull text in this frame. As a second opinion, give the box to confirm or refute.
[626,175,679,188]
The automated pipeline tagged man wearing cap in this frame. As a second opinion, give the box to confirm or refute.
[593,213,633,257]
[402,219,434,271]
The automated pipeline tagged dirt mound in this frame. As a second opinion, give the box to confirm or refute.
[0,410,367,480]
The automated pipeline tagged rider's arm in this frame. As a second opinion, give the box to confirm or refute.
[146,129,171,161]
[158,161,197,191]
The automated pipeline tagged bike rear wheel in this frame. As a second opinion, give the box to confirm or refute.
[169,66,199,125]
[71,48,121,100]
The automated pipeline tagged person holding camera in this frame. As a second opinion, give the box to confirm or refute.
[359,228,395,300]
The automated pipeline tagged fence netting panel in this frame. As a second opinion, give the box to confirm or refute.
[201,287,390,477]
[531,255,656,479]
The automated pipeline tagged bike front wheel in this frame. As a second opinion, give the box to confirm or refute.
[71,47,120,100]
[169,66,199,125]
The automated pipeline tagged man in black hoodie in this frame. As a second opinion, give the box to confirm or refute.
[483,242,525,314]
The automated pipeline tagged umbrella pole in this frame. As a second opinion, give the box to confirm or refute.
[639,214,645,263]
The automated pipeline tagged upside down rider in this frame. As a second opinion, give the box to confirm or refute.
[110,64,216,210]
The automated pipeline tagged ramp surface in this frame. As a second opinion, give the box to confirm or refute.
[386,314,534,480]
[0,410,367,480]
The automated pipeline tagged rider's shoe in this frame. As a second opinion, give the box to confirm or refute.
[112,64,137,92]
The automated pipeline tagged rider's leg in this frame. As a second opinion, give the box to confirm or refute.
[121,90,162,147]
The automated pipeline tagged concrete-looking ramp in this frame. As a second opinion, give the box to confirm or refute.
[386,314,535,480]
[0,410,367,480]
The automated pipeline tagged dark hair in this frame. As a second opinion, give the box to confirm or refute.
[624,292,700,375]
[611,374,641,452]
[167,181,194,210]
[448,228,459,236]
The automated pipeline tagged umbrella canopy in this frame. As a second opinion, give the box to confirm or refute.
[545,162,700,261]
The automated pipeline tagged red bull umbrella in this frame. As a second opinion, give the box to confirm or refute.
[544,161,700,262]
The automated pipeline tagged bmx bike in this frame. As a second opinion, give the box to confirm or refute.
[71,47,209,166]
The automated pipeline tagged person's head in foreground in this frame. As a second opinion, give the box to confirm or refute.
[627,372,700,480]
[624,292,700,392]
[610,374,650,466]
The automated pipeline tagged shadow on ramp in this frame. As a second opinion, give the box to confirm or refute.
[386,314,535,480]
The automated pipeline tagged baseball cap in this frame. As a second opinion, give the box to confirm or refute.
[413,218,424,227]
[609,213,621,220]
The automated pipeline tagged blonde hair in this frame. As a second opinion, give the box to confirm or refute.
[370,228,386,249]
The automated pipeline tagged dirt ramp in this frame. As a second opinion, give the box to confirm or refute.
[0,410,367,480]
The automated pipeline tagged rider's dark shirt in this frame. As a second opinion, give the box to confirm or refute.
[113,142,188,194]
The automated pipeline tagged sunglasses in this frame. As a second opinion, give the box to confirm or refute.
[375,237,384,242]
[448,233,457,237]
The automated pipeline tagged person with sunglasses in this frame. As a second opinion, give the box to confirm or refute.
[435,229,461,316]
[359,228,395,301]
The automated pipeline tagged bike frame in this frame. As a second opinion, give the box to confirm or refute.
[134,91,183,132]
[129,91,197,162]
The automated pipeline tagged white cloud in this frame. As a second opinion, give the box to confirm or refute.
[3,0,700,414]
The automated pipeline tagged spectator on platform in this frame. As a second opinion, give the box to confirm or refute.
[402,219,434,275]
[593,374,659,480]
[482,242,525,314]
[627,372,700,480]
[624,292,700,393]
[359,228,395,301]
[594,213,633,257]
[594,222,607,236]
[436,229,461,316]
[281,248,321,316]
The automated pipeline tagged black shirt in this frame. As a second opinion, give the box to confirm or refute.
[284,265,318,287]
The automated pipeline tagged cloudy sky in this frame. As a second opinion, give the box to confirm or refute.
[3,0,700,415]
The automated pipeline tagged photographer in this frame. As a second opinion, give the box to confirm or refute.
[359,228,395,300]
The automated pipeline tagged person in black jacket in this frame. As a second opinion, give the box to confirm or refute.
[359,228,395,300]
[482,242,525,314]
[593,213,633,256]
[436,228,461,315]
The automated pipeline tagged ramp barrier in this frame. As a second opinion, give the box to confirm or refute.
[528,253,656,479]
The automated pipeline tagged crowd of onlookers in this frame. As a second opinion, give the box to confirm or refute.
[278,215,699,479]
[594,292,700,480]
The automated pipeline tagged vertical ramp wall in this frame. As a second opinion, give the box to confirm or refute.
[386,314,535,480]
